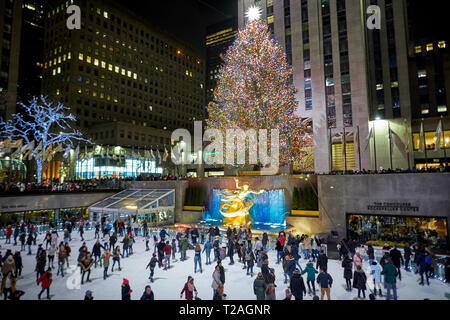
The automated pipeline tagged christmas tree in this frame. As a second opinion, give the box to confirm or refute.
[206,14,311,165]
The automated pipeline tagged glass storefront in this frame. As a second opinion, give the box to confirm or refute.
[0,207,88,227]
[347,214,448,250]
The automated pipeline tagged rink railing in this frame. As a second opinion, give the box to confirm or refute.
[355,245,449,283]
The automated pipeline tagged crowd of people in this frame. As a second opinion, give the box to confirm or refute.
[0,219,449,301]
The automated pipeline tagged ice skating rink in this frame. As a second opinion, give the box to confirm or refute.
[3,230,448,300]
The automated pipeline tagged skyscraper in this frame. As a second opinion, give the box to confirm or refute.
[206,18,238,104]
[42,0,206,150]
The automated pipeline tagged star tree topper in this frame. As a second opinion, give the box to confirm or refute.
[245,5,262,22]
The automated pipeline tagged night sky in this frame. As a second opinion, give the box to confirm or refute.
[407,0,449,41]
[115,0,238,54]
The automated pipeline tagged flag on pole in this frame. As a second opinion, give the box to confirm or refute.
[435,120,442,152]
[63,147,71,159]
[364,127,374,152]
[388,122,393,155]
[74,144,80,160]
[157,148,161,164]
[341,131,346,158]
[163,146,169,162]
[419,122,425,152]
[144,149,151,159]
[404,123,410,153]
[150,147,155,160]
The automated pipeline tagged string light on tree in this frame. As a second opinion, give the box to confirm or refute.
[207,19,312,165]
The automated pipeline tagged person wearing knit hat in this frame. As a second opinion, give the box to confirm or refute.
[121,278,132,300]
[180,276,198,300]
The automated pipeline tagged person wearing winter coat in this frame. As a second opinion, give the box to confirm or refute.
[2,255,16,277]
[57,245,66,277]
[253,273,267,300]
[37,268,52,300]
[35,250,46,281]
[290,269,307,300]
[303,236,311,260]
[282,254,290,284]
[416,251,430,286]
[389,245,404,281]
[171,238,177,260]
[212,265,222,297]
[84,290,93,300]
[245,247,256,276]
[353,252,363,271]
[381,258,398,300]
[26,233,34,255]
[147,253,158,282]
[316,268,333,300]
[287,256,297,281]
[109,233,117,253]
[404,243,412,272]
[227,238,235,265]
[275,239,283,264]
[111,246,121,272]
[262,233,268,250]
[265,283,276,300]
[13,252,22,278]
[101,250,111,280]
[121,235,129,258]
[342,255,353,292]
[316,250,328,272]
[353,266,367,299]
[140,285,154,300]
[163,241,172,270]
[203,239,213,265]
[194,243,203,273]
[180,276,198,300]
[180,237,189,261]
[370,261,383,297]
[79,253,94,284]
[47,243,57,269]
[92,241,104,268]
[261,259,271,284]
[1,270,16,300]
[302,262,319,295]
[218,261,226,285]
[19,232,26,252]
[121,278,132,300]
[157,239,166,268]
[367,245,375,266]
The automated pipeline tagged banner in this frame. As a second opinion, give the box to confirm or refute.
[435,120,442,152]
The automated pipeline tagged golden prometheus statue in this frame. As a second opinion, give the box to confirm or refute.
[217,178,264,228]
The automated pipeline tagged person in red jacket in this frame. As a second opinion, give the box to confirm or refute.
[5,226,12,244]
[180,276,197,300]
[280,235,286,247]
[163,241,172,270]
[37,268,52,300]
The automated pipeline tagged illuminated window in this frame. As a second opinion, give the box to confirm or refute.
[115,66,119,73]
[101,61,106,68]
[108,64,113,71]
[86,56,92,63]
[57,67,61,74]
[121,68,126,76]
[68,52,71,59]
[100,93,105,99]
[421,106,430,115]
[56,89,60,95]
[376,84,383,90]
[267,15,274,24]
[391,81,398,88]
[426,43,434,51]
[94,59,99,66]
[418,70,427,78]
[413,130,450,150]
[438,105,448,113]
[58,56,61,63]
[63,54,66,61]
[97,8,101,14]
[93,91,97,97]
[79,53,83,60]
[127,70,132,77]
[133,73,137,79]
[438,41,446,49]
[104,11,108,18]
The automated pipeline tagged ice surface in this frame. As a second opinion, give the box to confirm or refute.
[2,230,448,300]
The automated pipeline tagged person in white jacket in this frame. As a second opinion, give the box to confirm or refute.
[370,261,383,297]
[47,243,57,269]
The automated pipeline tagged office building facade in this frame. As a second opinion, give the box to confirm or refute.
[42,0,206,151]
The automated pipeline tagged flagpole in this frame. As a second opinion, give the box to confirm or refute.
[388,121,393,170]
[329,126,333,173]
[357,125,362,171]
[422,119,428,170]
[373,122,378,171]
[343,125,347,173]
